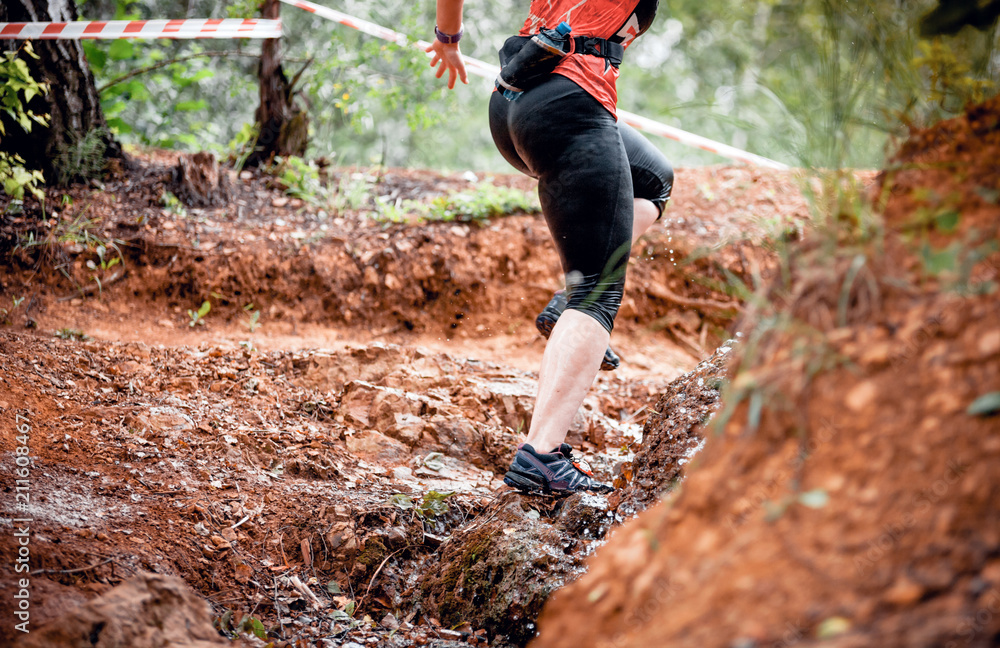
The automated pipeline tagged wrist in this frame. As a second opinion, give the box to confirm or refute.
[435,24,463,44]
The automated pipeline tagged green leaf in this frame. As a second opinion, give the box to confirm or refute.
[175,99,209,112]
[967,392,1000,417]
[82,41,106,70]
[344,600,355,616]
[920,241,960,276]
[197,300,211,318]
[798,489,829,509]
[108,40,135,61]
[389,493,414,510]
[106,117,133,135]
[417,490,454,518]
[249,618,266,640]
[187,69,215,84]
[933,210,960,233]
[327,581,342,594]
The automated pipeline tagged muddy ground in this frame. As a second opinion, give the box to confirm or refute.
[0,157,811,646]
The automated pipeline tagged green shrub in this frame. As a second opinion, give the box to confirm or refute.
[0,43,49,201]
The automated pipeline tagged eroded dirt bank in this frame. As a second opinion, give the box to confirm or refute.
[531,95,1000,648]
[0,161,807,646]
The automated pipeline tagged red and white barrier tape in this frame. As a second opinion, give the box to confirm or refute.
[0,18,282,40]
[280,0,789,170]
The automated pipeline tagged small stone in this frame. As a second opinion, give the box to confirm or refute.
[859,341,892,367]
[979,330,1000,358]
[845,380,878,412]
[884,576,924,606]
[392,466,414,481]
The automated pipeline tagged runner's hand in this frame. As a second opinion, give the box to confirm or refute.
[426,40,468,89]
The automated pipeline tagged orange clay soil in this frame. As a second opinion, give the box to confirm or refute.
[531,96,1000,648]
[0,156,816,647]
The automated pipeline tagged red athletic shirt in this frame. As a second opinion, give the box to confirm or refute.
[518,0,658,116]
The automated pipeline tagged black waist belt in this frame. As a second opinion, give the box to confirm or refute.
[573,36,624,67]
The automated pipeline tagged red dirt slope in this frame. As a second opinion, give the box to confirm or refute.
[531,96,1000,648]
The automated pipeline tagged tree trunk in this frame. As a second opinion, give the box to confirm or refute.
[0,0,122,184]
[246,0,308,167]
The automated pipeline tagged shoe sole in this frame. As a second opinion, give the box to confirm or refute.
[535,312,620,372]
[503,470,549,495]
[503,468,612,496]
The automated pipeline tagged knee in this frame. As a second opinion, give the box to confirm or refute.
[565,272,625,333]
[633,163,674,218]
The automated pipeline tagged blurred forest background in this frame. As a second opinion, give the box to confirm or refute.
[51,0,1000,172]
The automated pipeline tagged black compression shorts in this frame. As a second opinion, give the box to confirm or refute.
[489,74,673,332]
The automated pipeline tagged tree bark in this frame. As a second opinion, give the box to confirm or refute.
[246,0,308,167]
[0,0,122,183]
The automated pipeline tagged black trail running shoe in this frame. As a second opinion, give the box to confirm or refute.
[535,291,620,371]
[503,443,613,495]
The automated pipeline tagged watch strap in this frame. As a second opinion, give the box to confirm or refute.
[435,24,463,44]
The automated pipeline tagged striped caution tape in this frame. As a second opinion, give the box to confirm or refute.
[0,18,282,40]
[280,0,789,170]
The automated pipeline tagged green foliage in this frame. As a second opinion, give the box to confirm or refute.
[269,155,325,202]
[53,127,109,185]
[86,243,123,272]
[214,609,268,641]
[0,43,50,201]
[187,300,211,326]
[967,392,1000,417]
[55,328,90,341]
[390,490,455,519]
[1,158,46,202]
[378,182,540,225]
[0,295,25,325]
[159,190,187,216]
[228,121,259,172]
[73,0,998,171]
[915,39,998,113]
[225,0,261,20]
[243,303,261,332]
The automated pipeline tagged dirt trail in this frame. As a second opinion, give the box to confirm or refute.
[0,158,810,646]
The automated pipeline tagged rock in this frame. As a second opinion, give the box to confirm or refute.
[167,376,199,393]
[142,407,196,436]
[14,572,231,648]
[424,416,483,465]
[345,430,410,463]
[845,379,878,413]
[884,576,925,606]
[392,466,414,481]
[556,492,613,539]
[0,578,87,645]
[340,380,379,427]
[297,344,412,393]
[612,343,730,515]
[979,330,1000,358]
[416,488,626,645]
